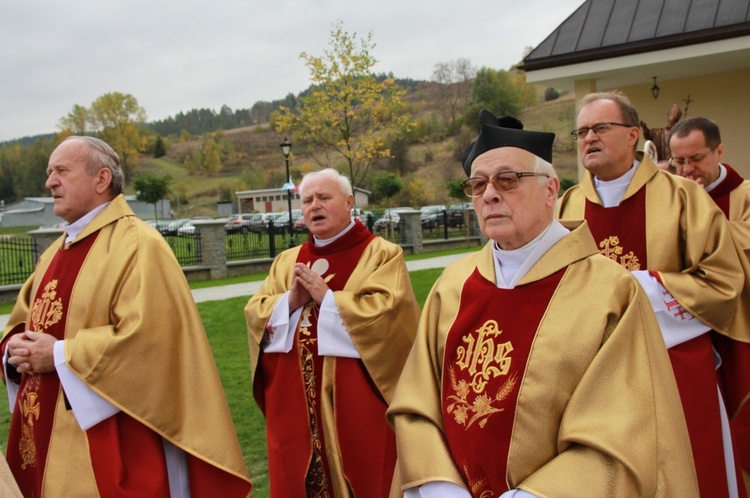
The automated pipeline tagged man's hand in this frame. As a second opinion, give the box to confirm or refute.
[294,262,330,305]
[7,331,57,374]
[288,274,312,310]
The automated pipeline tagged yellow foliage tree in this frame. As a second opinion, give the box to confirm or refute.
[275,21,413,193]
[58,92,148,181]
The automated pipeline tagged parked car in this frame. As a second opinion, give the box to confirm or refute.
[352,208,379,226]
[165,218,192,236]
[252,212,286,233]
[145,219,171,235]
[420,205,447,229]
[373,207,412,232]
[177,221,197,236]
[448,202,474,228]
[224,213,259,234]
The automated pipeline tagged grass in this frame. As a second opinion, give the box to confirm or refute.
[0,249,474,495]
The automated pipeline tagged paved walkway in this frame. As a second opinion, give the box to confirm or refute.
[0,253,470,329]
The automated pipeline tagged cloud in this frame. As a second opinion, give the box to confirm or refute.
[0,0,579,141]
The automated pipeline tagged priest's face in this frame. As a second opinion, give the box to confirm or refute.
[470,147,559,250]
[669,129,723,188]
[576,98,639,181]
[301,174,354,239]
[45,139,112,224]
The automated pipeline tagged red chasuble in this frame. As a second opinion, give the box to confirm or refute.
[256,222,396,497]
[584,190,730,497]
[707,164,750,494]
[5,235,99,497]
[708,163,744,218]
[441,267,564,497]
[5,234,175,498]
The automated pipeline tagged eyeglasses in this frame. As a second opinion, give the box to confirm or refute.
[668,145,719,169]
[461,171,549,197]
[570,122,636,141]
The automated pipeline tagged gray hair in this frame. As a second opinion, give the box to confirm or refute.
[298,168,353,197]
[533,155,558,183]
[63,135,125,195]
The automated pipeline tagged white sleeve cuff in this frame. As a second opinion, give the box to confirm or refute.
[3,350,19,413]
[410,481,473,497]
[317,290,360,358]
[264,291,302,353]
[631,270,710,349]
[53,340,120,431]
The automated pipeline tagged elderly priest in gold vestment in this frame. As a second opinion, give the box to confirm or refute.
[387,110,698,498]
[1,136,252,497]
[246,168,420,497]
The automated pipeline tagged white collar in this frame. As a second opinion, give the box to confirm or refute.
[313,220,355,247]
[491,219,570,289]
[593,161,639,208]
[705,164,727,193]
[64,202,111,244]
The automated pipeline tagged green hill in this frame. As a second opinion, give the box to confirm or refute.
[131,90,578,218]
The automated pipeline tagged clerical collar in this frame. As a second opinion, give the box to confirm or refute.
[313,220,355,247]
[705,164,727,193]
[491,219,569,289]
[64,201,111,244]
[594,160,639,208]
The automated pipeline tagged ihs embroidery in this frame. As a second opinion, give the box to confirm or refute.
[447,319,518,429]
[598,235,641,270]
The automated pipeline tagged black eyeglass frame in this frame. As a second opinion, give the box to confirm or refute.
[461,171,550,197]
[668,144,720,169]
[570,122,636,141]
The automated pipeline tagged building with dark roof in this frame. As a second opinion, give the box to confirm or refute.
[522,0,750,177]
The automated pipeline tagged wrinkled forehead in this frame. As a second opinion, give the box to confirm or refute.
[302,175,348,200]
[576,98,624,125]
[47,139,89,170]
[471,147,535,176]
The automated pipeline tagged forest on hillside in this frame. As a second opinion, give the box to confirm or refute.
[0,24,572,216]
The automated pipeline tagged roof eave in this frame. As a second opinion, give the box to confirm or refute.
[522,24,750,72]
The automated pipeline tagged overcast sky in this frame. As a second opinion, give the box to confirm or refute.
[0,0,582,142]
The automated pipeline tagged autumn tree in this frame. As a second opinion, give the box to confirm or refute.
[432,58,477,131]
[58,92,148,181]
[134,173,172,219]
[201,134,223,175]
[275,21,412,194]
[58,104,90,135]
[90,92,147,175]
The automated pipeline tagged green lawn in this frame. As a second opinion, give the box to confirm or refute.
[0,250,471,496]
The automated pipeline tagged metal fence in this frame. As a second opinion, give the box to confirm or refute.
[0,236,38,285]
[226,220,303,261]
[0,212,475,285]
[164,228,202,266]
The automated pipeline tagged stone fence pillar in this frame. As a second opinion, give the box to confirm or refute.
[28,228,65,259]
[399,210,423,254]
[193,220,228,280]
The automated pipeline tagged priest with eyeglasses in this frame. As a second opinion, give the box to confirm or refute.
[387,109,698,497]
[559,91,748,498]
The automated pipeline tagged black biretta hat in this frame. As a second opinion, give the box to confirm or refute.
[461,109,556,176]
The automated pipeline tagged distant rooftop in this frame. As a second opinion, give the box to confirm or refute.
[523,0,750,71]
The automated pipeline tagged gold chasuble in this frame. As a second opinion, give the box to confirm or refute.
[388,221,697,497]
[707,164,750,494]
[246,220,419,498]
[1,195,252,497]
[557,156,747,498]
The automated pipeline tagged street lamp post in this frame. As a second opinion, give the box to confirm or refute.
[280,138,295,248]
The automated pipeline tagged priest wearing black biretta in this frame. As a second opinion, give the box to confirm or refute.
[386,109,697,497]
